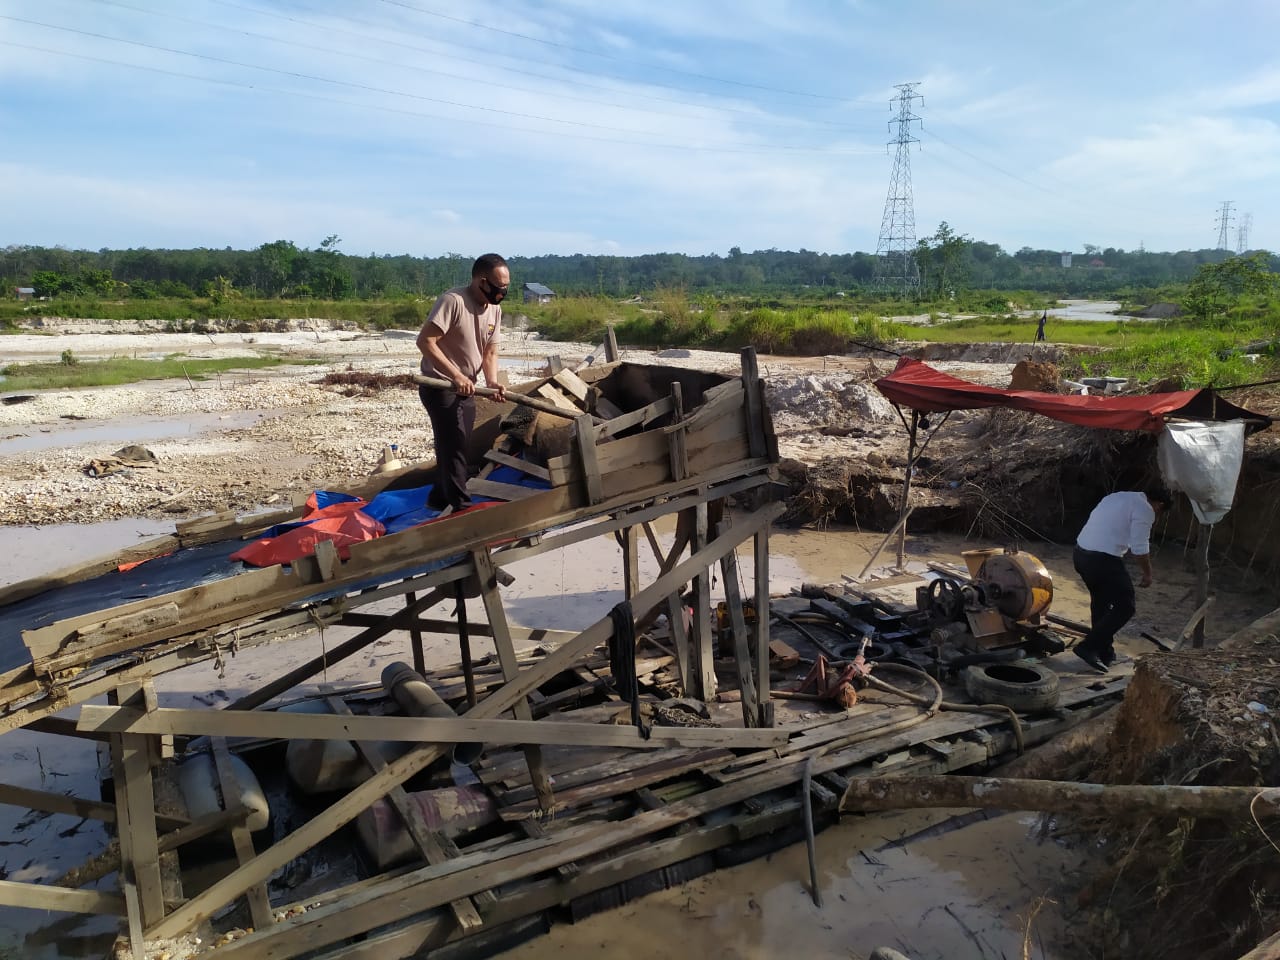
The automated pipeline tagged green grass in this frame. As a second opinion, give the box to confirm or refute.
[1071,332,1274,388]
[0,354,317,391]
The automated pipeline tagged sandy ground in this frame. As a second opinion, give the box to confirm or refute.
[2,329,1276,960]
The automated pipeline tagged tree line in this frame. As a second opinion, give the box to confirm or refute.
[2,231,1275,302]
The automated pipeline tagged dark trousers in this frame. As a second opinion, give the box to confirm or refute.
[419,386,475,510]
[1072,546,1135,656]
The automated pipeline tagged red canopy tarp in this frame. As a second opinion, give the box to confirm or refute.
[874,357,1269,433]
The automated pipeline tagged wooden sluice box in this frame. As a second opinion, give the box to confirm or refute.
[0,350,1129,959]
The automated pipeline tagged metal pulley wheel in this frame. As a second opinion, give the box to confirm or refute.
[926,577,965,622]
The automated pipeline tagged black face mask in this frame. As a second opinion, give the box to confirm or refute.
[481,278,508,305]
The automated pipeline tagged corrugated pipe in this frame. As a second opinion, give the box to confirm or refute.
[381,661,483,765]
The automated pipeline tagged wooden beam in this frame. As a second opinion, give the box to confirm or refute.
[110,683,164,930]
[690,504,717,701]
[622,526,639,601]
[325,696,485,932]
[0,782,188,831]
[666,382,688,482]
[715,520,757,727]
[666,592,691,693]
[552,368,590,402]
[465,477,546,502]
[740,346,766,459]
[0,879,124,916]
[76,708,793,749]
[482,449,551,482]
[472,548,555,813]
[145,501,783,942]
[754,524,772,728]
[841,775,1280,819]
[592,395,674,441]
[211,738,273,931]
[573,413,604,505]
[534,382,581,413]
[604,325,619,362]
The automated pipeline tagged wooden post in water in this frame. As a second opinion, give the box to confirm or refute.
[1193,522,1212,648]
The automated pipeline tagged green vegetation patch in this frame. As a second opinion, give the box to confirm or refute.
[0,353,314,391]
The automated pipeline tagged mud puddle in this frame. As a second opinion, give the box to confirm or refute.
[0,409,281,456]
[500,807,1084,960]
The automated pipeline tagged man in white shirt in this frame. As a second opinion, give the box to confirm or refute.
[1072,488,1172,672]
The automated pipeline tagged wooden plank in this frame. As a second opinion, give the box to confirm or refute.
[552,368,590,402]
[498,748,697,805]
[715,520,757,728]
[622,526,639,601]
[110,683,164,930]
[666,592,691,693]
[667,382,688,483]
[0,879,124,916]
[740,346,766,459]
[604,325,619,362]
[574,414,604,505]
[313,539,340,582]
[325,696,485,932]
[546,355,564,375]
[535,382,581,412]
[0,782,188,831]
[754,524,772,728]
[690,504,716,700]
[680,379,743,432]
[482,449,551,482]
[500,748,732,819]
[591,395,674,441]
[473,549,554,813]
[211,737,273,931]
[146,501,784,942]
[78,706,789,749]
[465,478,546,502]
[594,393,623,419]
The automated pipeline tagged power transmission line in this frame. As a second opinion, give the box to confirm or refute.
[1,14,866,152]
[96,0,872,136]
[1215,200,1235,250]
[874,83,922,293]
[376,0,873,104]
[0,37,862,157]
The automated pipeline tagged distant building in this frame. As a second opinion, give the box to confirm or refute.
[522,282,556,304]
[1089,258,1105,268]
[1060,252,1072,268]
[14,287,34,301]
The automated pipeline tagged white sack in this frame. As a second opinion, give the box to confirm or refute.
[1157,420,1245,524]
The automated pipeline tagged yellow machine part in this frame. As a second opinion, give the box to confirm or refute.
[977,550,1053,622]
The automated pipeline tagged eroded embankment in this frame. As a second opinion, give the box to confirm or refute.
[1072,610,1280,960]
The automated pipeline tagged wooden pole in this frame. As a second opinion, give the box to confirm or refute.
[406,591,426,676]
[1193,522,1212,648]
[715,520,757,727]
[754,523,772,728]
[690,504,717,701]
[895,410,920,571]
[842,774,1280,819]
[604,325,620,363]
[859,506,915,580]
[411,373,584,421]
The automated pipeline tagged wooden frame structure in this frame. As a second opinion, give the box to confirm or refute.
[0,349,792,954]
[0,348,1136,959]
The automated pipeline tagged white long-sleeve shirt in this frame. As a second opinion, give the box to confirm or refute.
[1076,492,1155,557]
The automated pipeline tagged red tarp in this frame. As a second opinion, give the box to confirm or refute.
[874,357,1267,433]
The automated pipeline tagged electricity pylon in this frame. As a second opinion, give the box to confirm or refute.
[1215,201,1235,250]
[873,83,923,294]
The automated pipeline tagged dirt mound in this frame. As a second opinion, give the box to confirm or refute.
[1133,301,1184,319]
[1008,359,1059,392]
[1075,609,1280,960]
[318,370,419,396]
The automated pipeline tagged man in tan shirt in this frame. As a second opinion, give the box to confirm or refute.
[416,253,508,511]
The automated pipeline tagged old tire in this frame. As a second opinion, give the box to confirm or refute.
[964,661,1060,712]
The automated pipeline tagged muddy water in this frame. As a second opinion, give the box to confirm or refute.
[0,409,278,456]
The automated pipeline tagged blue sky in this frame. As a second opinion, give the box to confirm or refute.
[2,0,1279,259]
